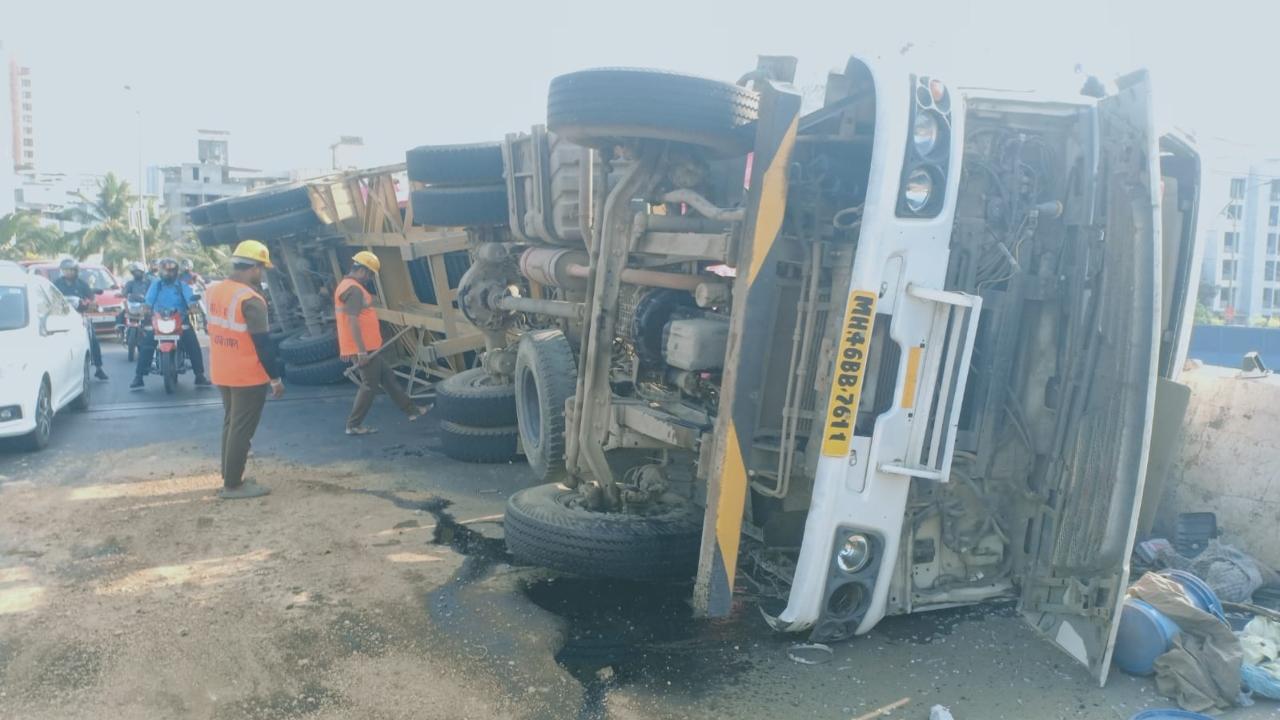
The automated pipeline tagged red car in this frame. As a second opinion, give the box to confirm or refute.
[25,261,126,338]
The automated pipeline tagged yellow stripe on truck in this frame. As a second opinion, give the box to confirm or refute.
[901,345,923,408]
[746,118,798,286]
[821,290,877,457]
[714,424,750,586]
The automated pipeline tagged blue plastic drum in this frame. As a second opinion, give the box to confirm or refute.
[1157,569,1226,622]
[1113,598,1180,675]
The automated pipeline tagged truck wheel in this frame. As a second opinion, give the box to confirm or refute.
[504,483,701,580]
[286,356,349,386]
[406,142,505,185]
[204,198,233,225]
[439,421,520,463]
[227,185,311,222]
[514,330,577,482]
[547,68,760,155]
[188,205,211,227]
[434,368,516,427]
[235,207,319,241]
[410,185,508,227]
[278,329,339,365]
[211,222,240,246]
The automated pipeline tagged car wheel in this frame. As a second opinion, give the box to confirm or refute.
[20,381,53,451]
[71,356,91,411]
[514,330,577,482]
[504,483,701,580]
[547,67,760,156]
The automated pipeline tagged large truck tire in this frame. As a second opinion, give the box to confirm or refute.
[188,205,210,227]
[211,223,240,246]
[434,368,516,427]
[228,185,311,222]
[547,68,760,155]
[278,329,339,365]
[504,483,701,580]
[514,330,577,482]
[286,356,349,386]
[205,198,233,225]
[235,207,319,241]
[410,185,508,227]
[439,422,520,463]
[405,142,505,185]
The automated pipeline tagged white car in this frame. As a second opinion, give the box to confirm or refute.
[0,261,92,450]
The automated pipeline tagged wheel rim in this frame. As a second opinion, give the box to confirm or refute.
[36,387,51,439]
[518,365,542,448]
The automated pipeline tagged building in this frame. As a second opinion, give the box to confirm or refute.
[0,41,23,215]
[1199,151,1280,324]
[8,57,34,173]
[14,171,104,233]
[153,130,289,238]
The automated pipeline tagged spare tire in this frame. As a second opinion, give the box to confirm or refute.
[279,329,339,365]
[439,422,520,463]
[195,226,216,247]
[406,142,505,185]
[285,356,349,386]
[434,368,516,427]
[410,185,508,227]
[236,207,319,241]
[228,185,311,222]
[504,483,701,580]
[547,68,759,155]
[514,330,577,482]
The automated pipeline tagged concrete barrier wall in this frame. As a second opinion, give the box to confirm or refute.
[1156,366,1280,569]
[1188,324,1280,369]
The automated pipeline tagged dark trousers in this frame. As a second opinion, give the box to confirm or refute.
[87,328,103,367]
[346,353,416,429]
[220,384,268,488]
[136,325,205,378]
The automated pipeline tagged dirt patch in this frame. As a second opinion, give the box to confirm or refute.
[0,445,519,719]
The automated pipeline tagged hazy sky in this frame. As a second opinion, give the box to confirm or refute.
[5,0,1279,181]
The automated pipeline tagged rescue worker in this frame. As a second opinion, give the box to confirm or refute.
[132,257,210,389]
[207,240,283,499]
[336,251,427,435]
[52,258,108,380]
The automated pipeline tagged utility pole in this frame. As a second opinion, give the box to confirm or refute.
[124,84,146,264]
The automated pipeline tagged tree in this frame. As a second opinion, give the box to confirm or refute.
[0,211,70,261]
[66,172,138,270]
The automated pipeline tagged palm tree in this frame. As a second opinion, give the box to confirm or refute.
[66,172,137,269]
[0,211,71,261]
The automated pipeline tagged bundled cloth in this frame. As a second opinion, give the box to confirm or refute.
[1128,572,1244,712]
[1157,539,1278,603]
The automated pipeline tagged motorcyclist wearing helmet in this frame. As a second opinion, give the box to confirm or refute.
[132,257,210,389]
[116,261,151,328]
[52,258,108,380]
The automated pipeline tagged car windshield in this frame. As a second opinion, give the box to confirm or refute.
[0,286,28,331]
[79,267,116,291]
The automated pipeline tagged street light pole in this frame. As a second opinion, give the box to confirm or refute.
[124,84,146,264]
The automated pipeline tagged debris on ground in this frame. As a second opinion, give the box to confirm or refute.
[929,704,955,720]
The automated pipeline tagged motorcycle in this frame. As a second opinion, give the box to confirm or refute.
[117,299,145,362]
[150,311,187,394]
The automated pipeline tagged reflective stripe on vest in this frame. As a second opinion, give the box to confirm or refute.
[208,280,269,387]
[335,277,382,357]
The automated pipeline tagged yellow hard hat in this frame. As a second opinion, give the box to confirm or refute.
[352,250,381,273]
[231,239,273,268]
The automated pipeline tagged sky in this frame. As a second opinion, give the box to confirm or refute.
[5,0,1280,182]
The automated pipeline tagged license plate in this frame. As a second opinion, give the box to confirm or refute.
[820,289,877,458]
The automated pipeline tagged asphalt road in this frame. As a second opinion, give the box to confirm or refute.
[1,341,1273,719]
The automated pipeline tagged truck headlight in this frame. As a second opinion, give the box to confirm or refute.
[902,167,935,213]
[837,533,873,573]
[912,112,941,156]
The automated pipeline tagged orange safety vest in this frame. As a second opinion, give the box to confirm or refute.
[207,280,270,387]
[335,277,382,357]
